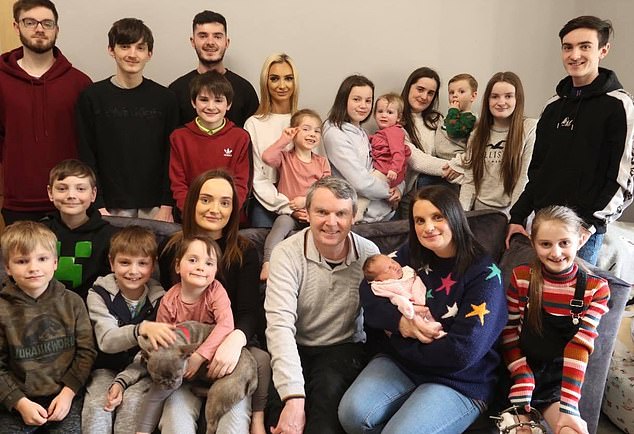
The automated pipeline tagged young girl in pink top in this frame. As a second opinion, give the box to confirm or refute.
[136,235,234,434]
[259,109,331,280]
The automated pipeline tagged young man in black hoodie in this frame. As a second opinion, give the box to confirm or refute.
[507,15,634,265]
[43,159,118,301]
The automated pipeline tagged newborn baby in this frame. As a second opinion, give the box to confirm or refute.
[364,254,446,338]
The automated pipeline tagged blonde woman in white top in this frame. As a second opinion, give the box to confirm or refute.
[244,53,299,227]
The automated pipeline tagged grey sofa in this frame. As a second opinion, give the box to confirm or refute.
[97,210,629,433]
[0,211,614,433]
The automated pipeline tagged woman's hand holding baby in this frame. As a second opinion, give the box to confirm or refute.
[399,306,445,343]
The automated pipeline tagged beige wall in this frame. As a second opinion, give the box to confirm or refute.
[3,0,634,221]
[51,0,633,120]
[0,0,18,52]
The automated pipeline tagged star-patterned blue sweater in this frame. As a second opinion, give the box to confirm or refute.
[360,244,507,402]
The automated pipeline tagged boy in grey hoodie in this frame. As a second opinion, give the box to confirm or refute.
[81,226,176,433]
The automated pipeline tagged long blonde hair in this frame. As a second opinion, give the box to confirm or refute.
[527,205,583,333]
[253,53,299,117]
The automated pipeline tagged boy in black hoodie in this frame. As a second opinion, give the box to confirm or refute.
[43,159,118,301]
[507,15,634,265]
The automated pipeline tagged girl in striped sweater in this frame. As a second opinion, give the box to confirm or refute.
[501,206,609,434]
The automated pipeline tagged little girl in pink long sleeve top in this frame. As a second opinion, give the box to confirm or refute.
[136,235,234,434]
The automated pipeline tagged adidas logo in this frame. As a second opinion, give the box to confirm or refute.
[223,148,233,157]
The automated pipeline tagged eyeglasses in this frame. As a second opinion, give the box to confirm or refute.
[19,18,57,30]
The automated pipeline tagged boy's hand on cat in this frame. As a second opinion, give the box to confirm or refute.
[208,330,246,379]
[184,352,206,379]
[15,397,48,426]
[47,386,74,422]
[271,398,305,434]
[139,321,177,350]
[386,170,397,182]
[104,383,123,412]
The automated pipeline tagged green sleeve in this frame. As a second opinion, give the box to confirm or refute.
[444,108,476,139]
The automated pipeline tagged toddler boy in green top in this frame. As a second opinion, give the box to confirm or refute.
[437,73,479,183]
[444,73,478,140]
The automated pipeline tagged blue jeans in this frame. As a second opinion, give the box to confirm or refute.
[577,232,605,266]
[249,199,277,228]
[338,355,482,434]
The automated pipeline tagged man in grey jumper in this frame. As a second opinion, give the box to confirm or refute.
[265,177,379,434]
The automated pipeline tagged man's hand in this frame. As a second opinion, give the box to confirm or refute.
[270,398,305,434]
[47,386,75,422]
[505,223,529,249]
[139,321,177,350]
[15,397,48,426]
[154,205,174,222]
[208,330,246,379]
[104,383,123,412]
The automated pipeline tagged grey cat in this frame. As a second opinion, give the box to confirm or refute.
[138,320,258,433]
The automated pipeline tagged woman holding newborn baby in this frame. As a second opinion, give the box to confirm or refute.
[338,185,507,434]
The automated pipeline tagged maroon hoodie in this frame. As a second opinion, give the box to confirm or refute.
[0,47,91,211]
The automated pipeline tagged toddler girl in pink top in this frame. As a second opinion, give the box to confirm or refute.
[260,109,331,280]
[357,94,411,221]
[136,235,234,434]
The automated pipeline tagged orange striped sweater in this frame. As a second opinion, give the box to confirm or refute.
[501,263,609,416]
